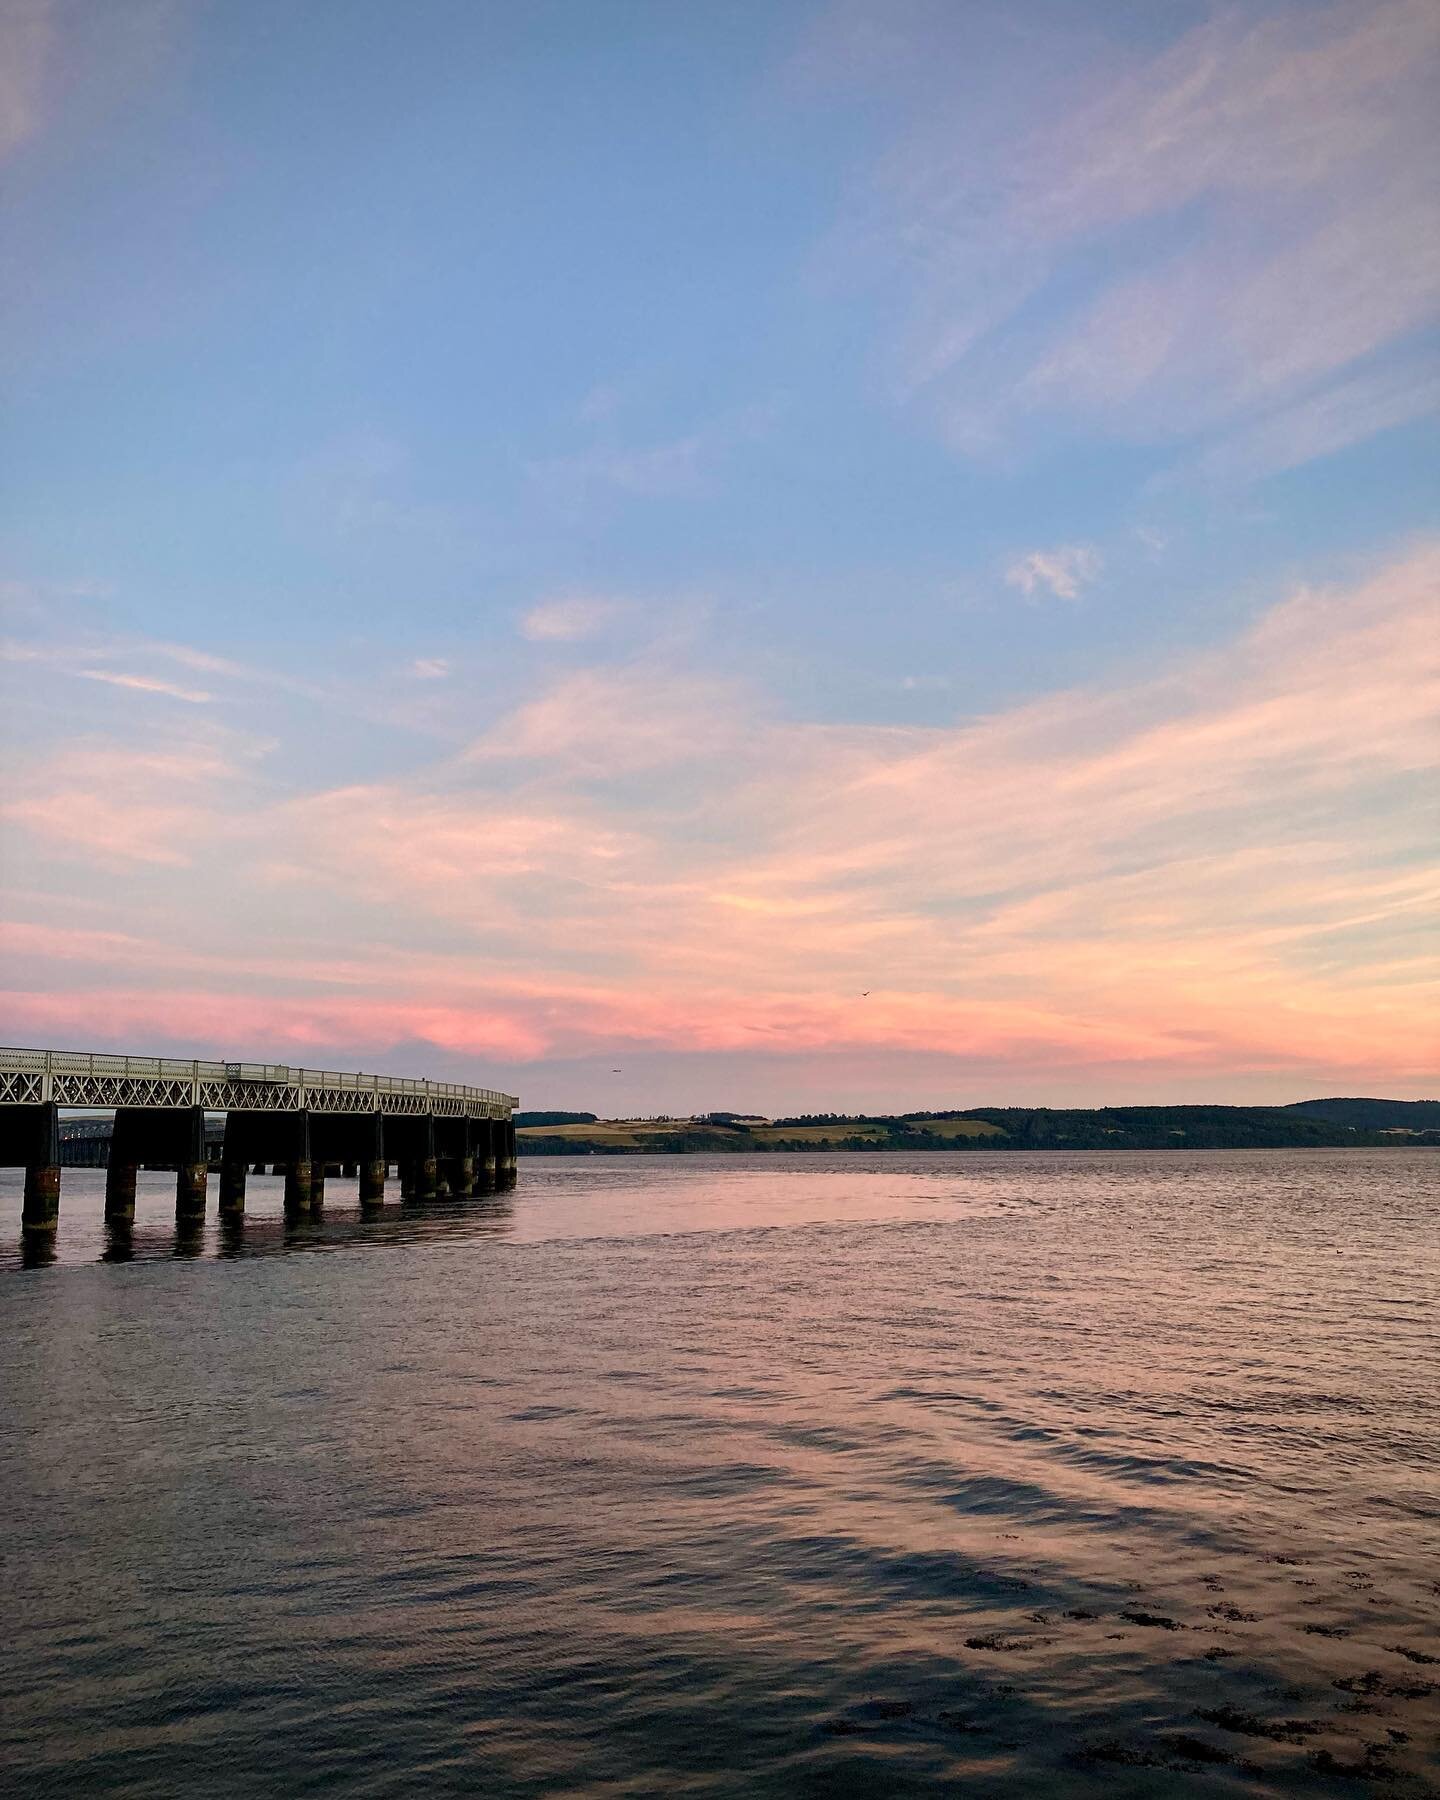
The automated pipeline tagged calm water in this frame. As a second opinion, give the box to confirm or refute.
[1,1152,1437,1796]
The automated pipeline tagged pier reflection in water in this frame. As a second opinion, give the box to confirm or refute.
[4,1168,516,1267]
[1,1152,1437,1795]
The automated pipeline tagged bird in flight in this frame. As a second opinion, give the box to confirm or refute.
[861,990,870,997]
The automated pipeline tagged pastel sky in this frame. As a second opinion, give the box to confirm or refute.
[2,0,1437,1112]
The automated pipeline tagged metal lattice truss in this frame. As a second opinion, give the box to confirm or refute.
[0,1048,517,1119]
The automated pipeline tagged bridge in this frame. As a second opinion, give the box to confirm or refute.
[0,1047,519,1232]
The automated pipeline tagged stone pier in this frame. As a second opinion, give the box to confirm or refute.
[105,1105,209,1224]
[0,1102,62,1233]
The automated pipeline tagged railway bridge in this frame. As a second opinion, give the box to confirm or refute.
[0,1048,518,1233]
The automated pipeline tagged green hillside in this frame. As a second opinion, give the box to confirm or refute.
[1283,1097,1440,1130]
[516,1103,1438,1155]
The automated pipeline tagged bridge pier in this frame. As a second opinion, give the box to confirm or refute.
[107,1106,209,1223]
[106,1108,140,1224]
[497,1119,517,1186]
[357,1116,386,1208]
[5,1102,63,1232]
[309,1114,387,1208]
[219,1157,247,1216]
[436,1118,472,1197]
[0,1101,61,1231]
[388,1115,438,1201]
[222,1109,314,1212]
[474,1118,498,1188]
[177,1108,208,1221]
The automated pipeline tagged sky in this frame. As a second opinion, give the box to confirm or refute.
[1,0,1437,1114]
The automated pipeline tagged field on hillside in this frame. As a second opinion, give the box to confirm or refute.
[516,1116,1010,1152]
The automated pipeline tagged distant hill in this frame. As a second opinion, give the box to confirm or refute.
[1284,1098,1440,1130]
[516,1102,1439,1155]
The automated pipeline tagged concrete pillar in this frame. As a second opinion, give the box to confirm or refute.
[391,1114,437,1200]
[105,1159,138,1225]
[455,1154,476,1197]
[357,1114,386,1208]
[175,1108,208,1221]
[475,1119,498,1188]
[106,1106,142,1224]
[310,1164,326,1209]
[20,1105,61,1232]
[284,1159,314,1211]
[219,1158,247,1216]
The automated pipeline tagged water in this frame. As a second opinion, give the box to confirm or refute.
[1,1151,1436,1795]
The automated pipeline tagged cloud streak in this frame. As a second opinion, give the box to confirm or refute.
[829,0,1440,473]
[3,544,1436,1097]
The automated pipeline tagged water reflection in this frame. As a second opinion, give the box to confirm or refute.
[0,1170,517,1269]
[0,1153,1436,1793]
[18,1228,56,1270]
[101,1221,134,1264]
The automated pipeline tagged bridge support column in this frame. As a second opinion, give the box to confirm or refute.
[284,1161,313,1211]
[106,1107,142,1224]
[105,1160,137,1225]
[175,1108,208,1221]
[105,1104,209,1223]
[436,1117,472,1197]
[497,1120,517,1187]
[219,1158,247,1215]
[473,1118,497,1189]
[13,1102,62,1232]
[387,1115,436,1201]
[357,1115,386,1208]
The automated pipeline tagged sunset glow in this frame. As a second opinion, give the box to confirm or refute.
[3,0,1437,1110]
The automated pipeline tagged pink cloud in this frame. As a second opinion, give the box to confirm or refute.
[3,546,1436,1095]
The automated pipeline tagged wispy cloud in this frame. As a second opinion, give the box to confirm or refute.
[1003,545,1100,602]
[408,657,450,680]
[74,668,212,703]
[828,0,1440,474]
[4,545,1436,1091]
[519,595,628,643]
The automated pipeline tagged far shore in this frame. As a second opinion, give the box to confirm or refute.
[516,1099,1439,1157]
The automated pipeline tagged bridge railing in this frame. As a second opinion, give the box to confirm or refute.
[0,1047,517,1112]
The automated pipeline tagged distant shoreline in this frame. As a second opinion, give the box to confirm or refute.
[517,1099,1440,1157]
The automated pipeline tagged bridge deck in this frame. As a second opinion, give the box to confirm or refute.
[0,1047,516,1119]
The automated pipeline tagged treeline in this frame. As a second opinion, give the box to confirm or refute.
[517,1102,1438,1156]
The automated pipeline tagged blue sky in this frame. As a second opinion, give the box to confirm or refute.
[2,0,1437,1110]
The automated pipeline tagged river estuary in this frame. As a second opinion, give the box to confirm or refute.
[1,1151,1436,1795]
